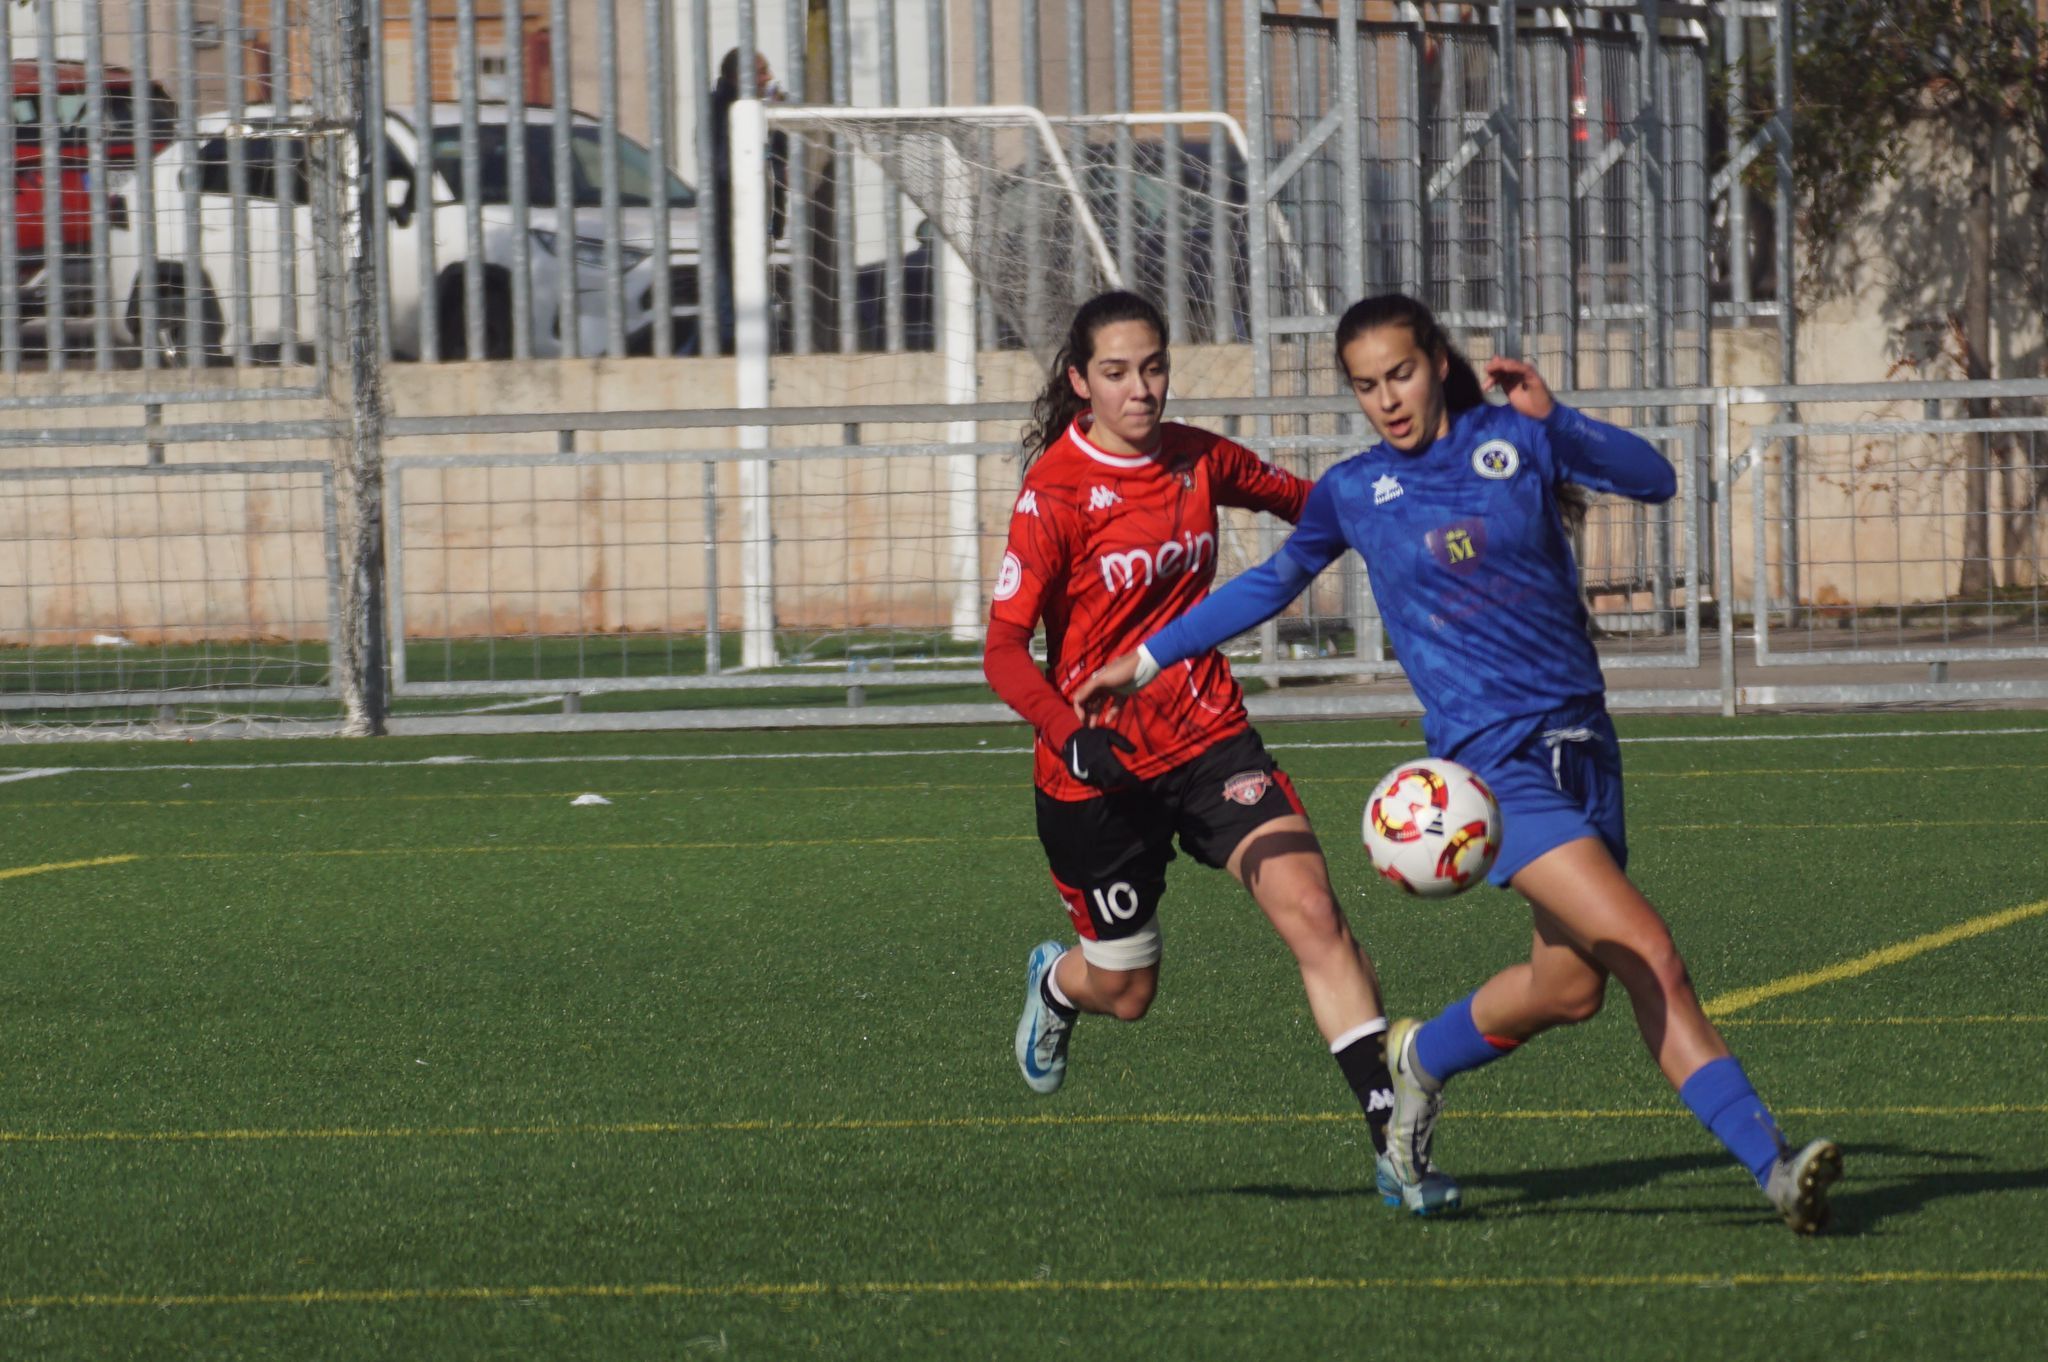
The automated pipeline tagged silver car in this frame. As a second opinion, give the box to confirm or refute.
[109,102,703,362]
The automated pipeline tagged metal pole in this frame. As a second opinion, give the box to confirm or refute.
[1715,391,1736,715]
[1162,0,1187,344]
[1724,2,1749,307]
[0,22,15,373]
[732,96,777,668]
[327,0,389,734]
[691,0,719,355]
[973,0,997,350]
[409,0,439,361]
[1337,1,1365,307]
[880,0,905,352]
[1775,0,1799,615]
[1205,0,1231,341]
[1534,23,1573,388]
[785,0,812,355]
[174,0,204,369]
[1066,0,1089,299]
[550,0,577,357]
[280,0,307,361]
[1112,0,1135,284]
[83,4,113,368]
[1021,0,1045,347]
[598,0,627,357]
[36,1,65,372]
[508,0,534,357]
[458,0,488,358]
[1494,0,1522,356]
[829,0,856,352]
[645,0,673,358]
[224,0,253,364]
[124,0,159,373]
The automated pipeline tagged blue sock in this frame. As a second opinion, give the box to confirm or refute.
[1679,1056,1783,1186]
[1411,993,1519,1085]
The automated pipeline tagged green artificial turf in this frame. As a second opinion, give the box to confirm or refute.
[2,710,2046,1359]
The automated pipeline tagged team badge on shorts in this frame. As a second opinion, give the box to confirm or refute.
[1222,770,1271,806]
[1472,439,1520,479]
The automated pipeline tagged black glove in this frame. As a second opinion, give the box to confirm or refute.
[1063,728,1138,790]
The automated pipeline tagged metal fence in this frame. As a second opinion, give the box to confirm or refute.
[0,1,1784,373]
[4,2,2045,738]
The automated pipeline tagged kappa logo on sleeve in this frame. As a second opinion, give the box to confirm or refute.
[1016,490,1039,516]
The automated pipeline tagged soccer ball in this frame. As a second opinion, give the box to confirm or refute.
[1362,758,1501,898]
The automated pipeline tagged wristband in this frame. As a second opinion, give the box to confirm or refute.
[1132,644,1161,689]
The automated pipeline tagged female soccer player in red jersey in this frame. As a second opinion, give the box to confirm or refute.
[1077,293,1839,1231]
[984,290,1453,1210]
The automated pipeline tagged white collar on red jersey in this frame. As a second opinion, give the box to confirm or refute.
[1067,414,1161,469]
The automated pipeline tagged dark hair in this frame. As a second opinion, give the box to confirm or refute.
[1021,290,1168,467]
[1333,293,1485,414]
[1334,293,1588,530]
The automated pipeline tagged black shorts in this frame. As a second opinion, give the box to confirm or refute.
[1034,727,1306,954]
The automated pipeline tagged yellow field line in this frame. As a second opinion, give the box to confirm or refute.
[1704,898,2048,1018]
[0,853,139,881]
[7,1267,2044,1312]
[5,1102,2040,1148]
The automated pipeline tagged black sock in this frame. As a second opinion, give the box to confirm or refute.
[1334,1029,1394,1156]
[1039,965,1078,1020]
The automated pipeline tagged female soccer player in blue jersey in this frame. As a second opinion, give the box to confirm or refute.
[1076,293,1841,1233]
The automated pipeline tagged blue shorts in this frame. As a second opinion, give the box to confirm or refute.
[1448,699,1627,888]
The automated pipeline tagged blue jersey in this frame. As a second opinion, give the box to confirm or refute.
[1147,402,1675,756]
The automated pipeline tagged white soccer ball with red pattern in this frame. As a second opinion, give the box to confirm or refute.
[1362,758,1501,898]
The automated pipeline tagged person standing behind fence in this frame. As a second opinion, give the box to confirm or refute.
[1075,292,1843,1232]
[709,49,787,353]
[984,289,1459,1213]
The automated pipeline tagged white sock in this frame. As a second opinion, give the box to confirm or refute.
[1328,1016,1389,1055]
[1044,952,1077,1011]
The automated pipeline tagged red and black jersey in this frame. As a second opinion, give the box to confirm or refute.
[982,416,1310,800]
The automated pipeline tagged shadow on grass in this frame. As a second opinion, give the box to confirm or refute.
[1213,1151,1727,1215]
[1818,1144,2048,1236]
[1216,1143,2047,1236]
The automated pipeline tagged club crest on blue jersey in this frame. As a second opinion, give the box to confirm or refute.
[1471,439,1520,480]
[1425,518,1487,573]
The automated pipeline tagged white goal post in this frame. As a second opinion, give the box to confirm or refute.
[726,103,1297,666]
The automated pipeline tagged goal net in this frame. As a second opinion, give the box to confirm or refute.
[758,106,1263,378]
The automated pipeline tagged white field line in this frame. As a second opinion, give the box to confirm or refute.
[1,725,2044,785]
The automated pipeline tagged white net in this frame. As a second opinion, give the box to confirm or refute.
[764,108,1254,385]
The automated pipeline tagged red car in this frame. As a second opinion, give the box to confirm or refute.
[6,60,175,336]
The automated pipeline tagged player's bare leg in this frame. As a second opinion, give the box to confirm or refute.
[1471,836,1838,1230]
[1227,814,1382,1039]
[1499,836,1728,1087]
[1051,952,1159,1022]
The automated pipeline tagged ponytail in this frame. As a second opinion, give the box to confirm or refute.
[1021,290,1168,469]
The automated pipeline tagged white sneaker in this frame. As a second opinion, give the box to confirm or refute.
[1765,1138,1842,1235]
[1385,1018,1451,1192]
[1375,1152,1464,1216]
[1014,940,1074,1095]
